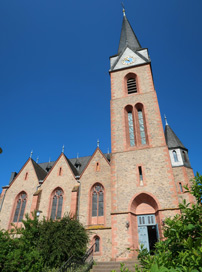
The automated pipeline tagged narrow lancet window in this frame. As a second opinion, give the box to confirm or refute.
[179,182,183,193]
[128,111,135,146]
[138,110,146,145]
[95,236,100,252]
[173,150,178,162]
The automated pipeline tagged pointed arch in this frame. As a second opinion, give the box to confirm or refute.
[124,73,139,95]
[89,183,105,225]
[12,191,27,223]
[50,187,64,220]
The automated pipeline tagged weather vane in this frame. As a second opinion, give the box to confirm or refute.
[121,2,126,16]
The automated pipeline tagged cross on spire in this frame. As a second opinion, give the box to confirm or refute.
[121,2,126,16]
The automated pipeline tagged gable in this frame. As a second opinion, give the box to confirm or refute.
[110,47,150,72]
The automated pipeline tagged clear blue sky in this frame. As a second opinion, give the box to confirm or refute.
[0,0,202,188]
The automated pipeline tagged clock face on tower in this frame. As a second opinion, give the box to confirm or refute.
[122,56,135,65]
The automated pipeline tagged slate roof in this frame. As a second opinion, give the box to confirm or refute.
[118,13,141,55]
[32,159,47,181]
[165,125,187,150]
[38,153,111,177]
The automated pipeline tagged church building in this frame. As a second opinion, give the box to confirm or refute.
[0,10,195,261]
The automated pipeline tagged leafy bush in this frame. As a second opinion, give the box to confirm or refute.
[0,214,88,271]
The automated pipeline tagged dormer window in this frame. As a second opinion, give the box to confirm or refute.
[127,78,137,94]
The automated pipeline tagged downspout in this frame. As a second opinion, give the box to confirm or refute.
[75,176,80,221]
[0,186,9,212]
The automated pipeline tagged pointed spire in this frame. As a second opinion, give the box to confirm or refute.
[165,124,187,150]
[118,8,141,55]
[164,114,168,126]
[62,145,65,153]
[30,150,33,158]
[97,139,100,148]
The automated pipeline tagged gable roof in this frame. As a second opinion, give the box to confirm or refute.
[31,159,47,181]
[165,124,187,150]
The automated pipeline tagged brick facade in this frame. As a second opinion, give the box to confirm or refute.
[0,15,195,262]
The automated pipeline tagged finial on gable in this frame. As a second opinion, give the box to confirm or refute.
[97,139,100,148]
[121,2,126,16]
[49,157,51,163]
[77,153,79,159]
[30,150,33,158]
[36,156,39,163]
[164,114,168,126]
[62,145,65,153]
[107,148,109,154]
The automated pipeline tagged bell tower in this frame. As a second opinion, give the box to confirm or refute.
[109,10,181,259]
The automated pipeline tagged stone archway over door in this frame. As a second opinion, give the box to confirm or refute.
[130,193,160,252]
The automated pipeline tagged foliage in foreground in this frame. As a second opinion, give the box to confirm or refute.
[0,214,88,272]
[111,173,202,272]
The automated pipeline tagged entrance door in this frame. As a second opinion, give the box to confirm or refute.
[137,215,158,252]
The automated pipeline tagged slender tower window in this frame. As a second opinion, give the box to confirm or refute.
[13,193,27,222]
[179,182,183,193]
[59,167,62,176]
[173,150,178,162]
[128,111,135,146]
[138,110,146,145]
[50,189,63,220]
[127,78,137,94]
[182,151,187,162]
[95,236,100,252]
[92,184,104,217]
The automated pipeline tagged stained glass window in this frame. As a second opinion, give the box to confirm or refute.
[92,184,104,217]
[13,193,27,222]
[50,189,63,220]
[138,110,146,145]
[128,111,135,146]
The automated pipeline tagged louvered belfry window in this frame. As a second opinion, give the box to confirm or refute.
[13,193,27,222]
[127,78,137,94]
[50,189,63,220]
[92,184,104,217]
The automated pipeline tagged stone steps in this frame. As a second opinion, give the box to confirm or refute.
[90,260,140,272]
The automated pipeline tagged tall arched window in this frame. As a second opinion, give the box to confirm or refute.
[50,188,63,220]
[173,150,178,162]
[92,184,104,217]
[13,192,27,222]
[128,111,135,146]
[135,104,147,146]
[137,109,146,145]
